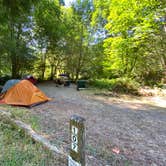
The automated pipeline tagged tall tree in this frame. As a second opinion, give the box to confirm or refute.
[62,0,94,80]
[34,0,62,80]
[93,0,166,83]
[1,0,37,78]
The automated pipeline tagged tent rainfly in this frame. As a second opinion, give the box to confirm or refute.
[1,80,50,106]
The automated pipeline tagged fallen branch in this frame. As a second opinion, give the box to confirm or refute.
[0,109,67,157]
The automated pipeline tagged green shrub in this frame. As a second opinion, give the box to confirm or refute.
[138,70,164,86]
[89,79,113,89]
[90,78,140,95]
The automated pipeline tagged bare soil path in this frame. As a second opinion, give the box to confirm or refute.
[31,82,166,166]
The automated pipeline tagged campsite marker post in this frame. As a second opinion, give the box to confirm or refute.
[68,115,85,166]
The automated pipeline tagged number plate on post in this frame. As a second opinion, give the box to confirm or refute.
[71,126,78,152]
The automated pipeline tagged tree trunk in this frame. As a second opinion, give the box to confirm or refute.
[10,16,19,78]
[75,24,84,81]
[50,65,54,80]
[41,53,46,80]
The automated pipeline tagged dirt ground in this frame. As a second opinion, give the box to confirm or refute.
[31,82,166,166]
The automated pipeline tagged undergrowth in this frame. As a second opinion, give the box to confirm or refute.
[90,78,140,95]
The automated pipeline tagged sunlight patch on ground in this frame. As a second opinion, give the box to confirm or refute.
[142,96,166,108]
[118,96,166,108]
[92,94,166,109]
[121,94,166,108]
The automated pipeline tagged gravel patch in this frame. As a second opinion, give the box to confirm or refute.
[31,82,166,166]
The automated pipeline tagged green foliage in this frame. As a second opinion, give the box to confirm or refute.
[34,0,66,80]
[35,0,61,40]
[91,78,140,94]
[111,78,140,94]
[139,70,165,86]
[92,0,166,83]
[0,0,165,85]
[0,0,38,78]
[60,0,95,80]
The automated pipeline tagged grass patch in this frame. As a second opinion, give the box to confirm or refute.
[0,105,40,131]
[0,121,66,166]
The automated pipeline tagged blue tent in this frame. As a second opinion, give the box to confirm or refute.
[1,79,20,93]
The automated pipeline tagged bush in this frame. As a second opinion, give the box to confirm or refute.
[0,75,11,85]
[89,79,113,89]
[138,70,165,86]
[90,77,140,95]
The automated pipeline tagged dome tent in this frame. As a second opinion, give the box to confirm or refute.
[1,80,50,106]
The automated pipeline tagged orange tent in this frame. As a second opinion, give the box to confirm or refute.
[2,80,50,106]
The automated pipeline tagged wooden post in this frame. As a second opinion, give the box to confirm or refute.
[68,115,85,166]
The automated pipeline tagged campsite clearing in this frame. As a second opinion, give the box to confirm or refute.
[0,82,165,165]
[28,82,166,166]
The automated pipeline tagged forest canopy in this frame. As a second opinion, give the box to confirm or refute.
[0,0,165,86]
